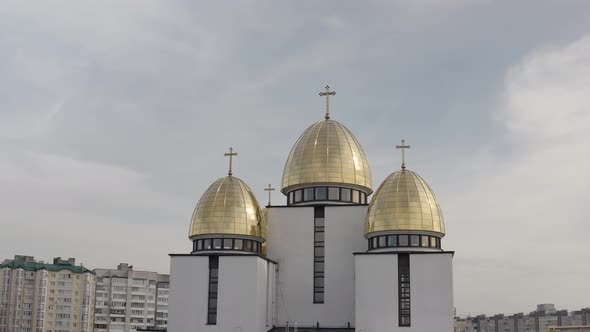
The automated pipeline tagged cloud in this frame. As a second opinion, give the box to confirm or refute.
[448,34,590,315]
[0,147,190,272]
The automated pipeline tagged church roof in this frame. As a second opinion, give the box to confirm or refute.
[365,168,445,236]
[189,175,266,240]
[281,119,373,194]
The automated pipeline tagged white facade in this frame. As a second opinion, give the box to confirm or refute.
[167,255,276,332]
[265,205,367,328]
[355,252,454,332]
[93,263,169,332]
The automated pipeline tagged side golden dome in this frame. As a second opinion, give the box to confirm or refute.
[189,176,266,240]
[281,119,373,194]
[365,169,445,236]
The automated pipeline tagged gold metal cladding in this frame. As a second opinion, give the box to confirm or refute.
[189,176,267,240]
[281,119,373,194]
[365,169,445,236]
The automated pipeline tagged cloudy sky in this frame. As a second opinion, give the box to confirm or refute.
[1,0,590,316]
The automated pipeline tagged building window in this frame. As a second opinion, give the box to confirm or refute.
[352,190,360,203]
[294,190,302,203]
[387,235,397,247]
[341,188,351,202]
[421,235,429,247]
[328,187,340,200]
[399,235,409,247]
[234,239,242,250]
[223,239,232,250]
[304,188,315,201]
[398,254,411,327]
[313,206,325,303]
[288,192,293,205]
[410,235,420,247]
[315,187,327,201]
[207,256,219,325]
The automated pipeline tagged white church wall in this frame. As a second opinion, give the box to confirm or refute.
[168,255,276,332]
[355,252,454,332]
[355,253,398,332]
[266,205,367,328]
[168,255,209,332]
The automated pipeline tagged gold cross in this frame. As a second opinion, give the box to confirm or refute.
[264,184,275,206]
[395,139,411,170]
[319,85,336,120]
[224,147,238,176]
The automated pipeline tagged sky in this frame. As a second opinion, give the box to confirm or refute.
[1,0,590,316]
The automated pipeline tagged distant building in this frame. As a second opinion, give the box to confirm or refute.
[455,305,590,332]
[93,263,168,332]
[0,255,95,332]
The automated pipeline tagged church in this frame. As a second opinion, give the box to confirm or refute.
[167,86,454,332]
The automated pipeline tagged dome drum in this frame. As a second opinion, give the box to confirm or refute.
[286,185,369,206]
[367,232,442,253]
[191,235,263,255]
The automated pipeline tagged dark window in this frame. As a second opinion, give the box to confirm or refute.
[313,206,325,303]
[341,188,351,201]
[294,190,302,203]
[213,239,222,249]
[399,235,409,247]
[244,240,252,252]
[304,188,315,201]
[204,239,211,250]
[234,239,243,250]
[387,235,397,247]
[207,256,219,325]
[223,239,232,249]
[410,235,420,247]
[398,254,410,327]
[315,187,327,201]
[328,187,340,200]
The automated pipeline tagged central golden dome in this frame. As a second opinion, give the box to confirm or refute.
[281,119,373,194]
[365,169,445,236]
[189,176,266,240]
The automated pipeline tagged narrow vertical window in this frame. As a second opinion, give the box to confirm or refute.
[313,206,325,303]
[398,254,411,327]
[207,256,219,325]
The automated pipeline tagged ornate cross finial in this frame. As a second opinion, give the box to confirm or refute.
[224,147,238,176]
[395,139,411,170]
[264,184,275,206]
[319,85,336,120]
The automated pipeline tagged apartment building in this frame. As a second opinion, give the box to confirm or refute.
[93,263,168,332]
[0,255,95,332]
[455,305,590,332]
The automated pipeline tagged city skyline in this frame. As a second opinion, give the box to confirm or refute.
[1,1,590,316]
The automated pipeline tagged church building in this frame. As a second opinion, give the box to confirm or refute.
[167,86,454,332]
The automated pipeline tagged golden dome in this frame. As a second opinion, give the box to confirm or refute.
[281,119,373,194]
[365,169,445,236]
[189,176,266,240]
